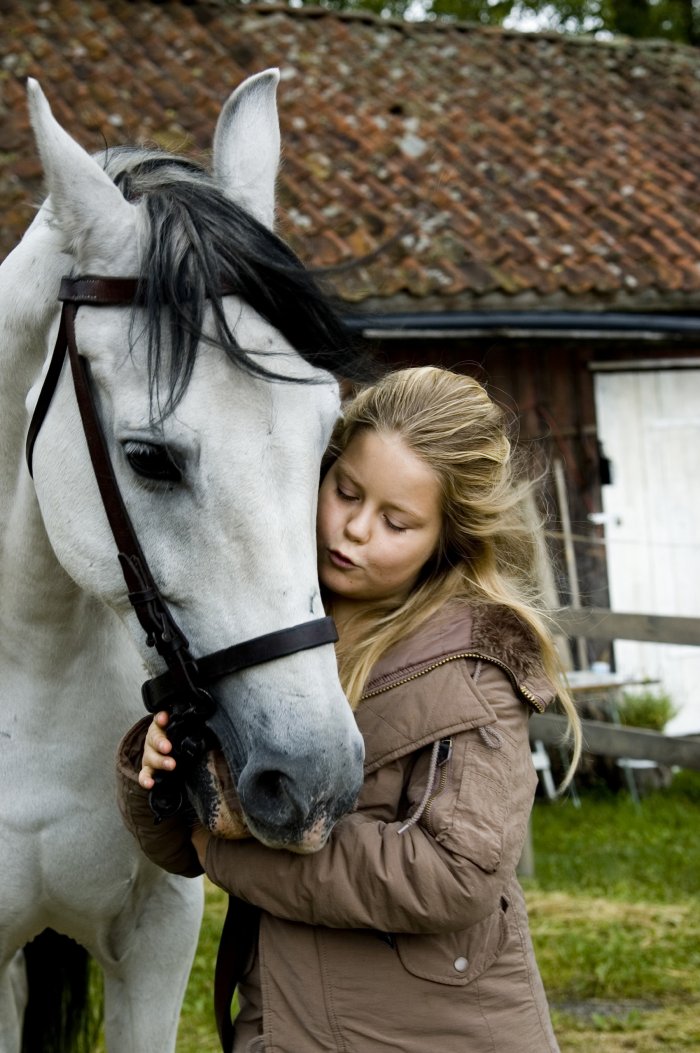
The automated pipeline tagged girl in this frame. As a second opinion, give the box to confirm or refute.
[119,366,581,1053]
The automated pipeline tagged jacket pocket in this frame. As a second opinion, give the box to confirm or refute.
[395,897,509,986]
[426,725,514,874]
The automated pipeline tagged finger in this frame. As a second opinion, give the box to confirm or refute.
[138,765,155,790]
[146,719,173,756]
[144,743,176,771]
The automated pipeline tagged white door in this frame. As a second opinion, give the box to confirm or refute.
[594,368,700,735]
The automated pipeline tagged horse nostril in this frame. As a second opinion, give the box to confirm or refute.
[253,769,286,803]
[237,762,309,831]
[235,745,362,839]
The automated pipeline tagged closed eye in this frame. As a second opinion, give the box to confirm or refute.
[336,486,358,501]
[122,441,182,483]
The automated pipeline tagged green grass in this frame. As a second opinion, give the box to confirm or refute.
[524,771,700,1052]
[528,771,700,903]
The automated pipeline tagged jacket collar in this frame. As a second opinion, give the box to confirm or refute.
[364,601,556,709]
[357,602,556,773]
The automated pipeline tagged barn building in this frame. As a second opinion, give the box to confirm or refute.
[2,1,699,731]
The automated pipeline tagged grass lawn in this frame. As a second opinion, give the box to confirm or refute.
[116,771,700,1052]
[525,770,700,1052]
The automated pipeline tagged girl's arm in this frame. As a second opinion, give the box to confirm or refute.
[203,663,534,934]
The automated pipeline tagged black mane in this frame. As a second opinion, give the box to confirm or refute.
[99,146,371,416]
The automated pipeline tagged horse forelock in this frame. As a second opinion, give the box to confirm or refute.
[94,145,366,419]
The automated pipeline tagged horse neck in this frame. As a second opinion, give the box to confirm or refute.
[0,216,122,670]
[1,474,148,752]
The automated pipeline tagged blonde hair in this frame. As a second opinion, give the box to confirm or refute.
[325,366,581,789]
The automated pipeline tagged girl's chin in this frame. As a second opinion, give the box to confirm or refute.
[320,564,359,591]
[322,580,396,608]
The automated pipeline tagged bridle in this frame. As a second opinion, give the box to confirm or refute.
[25,276,338,821]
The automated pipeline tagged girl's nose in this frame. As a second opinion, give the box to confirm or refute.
[344,509,371,543]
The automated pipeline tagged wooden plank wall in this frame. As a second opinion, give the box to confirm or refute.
[379,336,700,669]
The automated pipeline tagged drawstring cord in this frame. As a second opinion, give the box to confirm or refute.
[398,738,442,835]
[478,724,503,749]
[397,660,502,835]
[472,659,504,749]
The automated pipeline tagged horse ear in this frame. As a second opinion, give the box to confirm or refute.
[27,78,137,267]
[212,69,281,230]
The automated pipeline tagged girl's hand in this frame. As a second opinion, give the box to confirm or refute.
[138,711,176,790]
[191,823,212,867]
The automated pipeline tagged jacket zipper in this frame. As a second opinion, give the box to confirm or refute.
[422,737,452,832]
[361,651,545,712]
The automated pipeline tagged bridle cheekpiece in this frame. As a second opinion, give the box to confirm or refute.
[25,276,338,820]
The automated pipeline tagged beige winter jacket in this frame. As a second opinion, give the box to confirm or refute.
[117,601,561,1053]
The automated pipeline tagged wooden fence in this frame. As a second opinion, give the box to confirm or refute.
[520,609,700,877]
[531,607,700,771]
[530,712,700,771]
[551,607,700,648]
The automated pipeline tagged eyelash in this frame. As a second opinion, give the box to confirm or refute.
[336,486,407,533]
[122,440,182,486]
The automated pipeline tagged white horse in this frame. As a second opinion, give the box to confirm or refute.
[0,71,365,1053]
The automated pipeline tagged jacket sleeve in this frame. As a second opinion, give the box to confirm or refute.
[204,662,537,934]
[116,716,203,878]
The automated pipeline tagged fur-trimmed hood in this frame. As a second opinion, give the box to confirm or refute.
[363,600,557,713]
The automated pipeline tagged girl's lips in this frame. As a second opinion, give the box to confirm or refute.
[329,549,356,569]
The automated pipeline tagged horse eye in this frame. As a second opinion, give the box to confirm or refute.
[122,441,182,483]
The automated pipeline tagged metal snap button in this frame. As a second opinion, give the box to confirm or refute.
[454,956,469,972]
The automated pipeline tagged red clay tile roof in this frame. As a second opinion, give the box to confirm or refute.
[2,1,700,312]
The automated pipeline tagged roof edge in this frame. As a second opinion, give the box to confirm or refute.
[343,310,700,341]
[238,1,700,56]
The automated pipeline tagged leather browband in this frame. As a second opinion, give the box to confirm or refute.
[60,275,143,305]
[59,275,237,306]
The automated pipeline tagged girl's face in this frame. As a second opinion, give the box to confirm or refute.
[317,428,443,610]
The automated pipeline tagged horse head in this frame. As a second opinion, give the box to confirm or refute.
[24,72,365,852]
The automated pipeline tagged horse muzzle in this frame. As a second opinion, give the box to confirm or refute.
[190,709,363,852]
